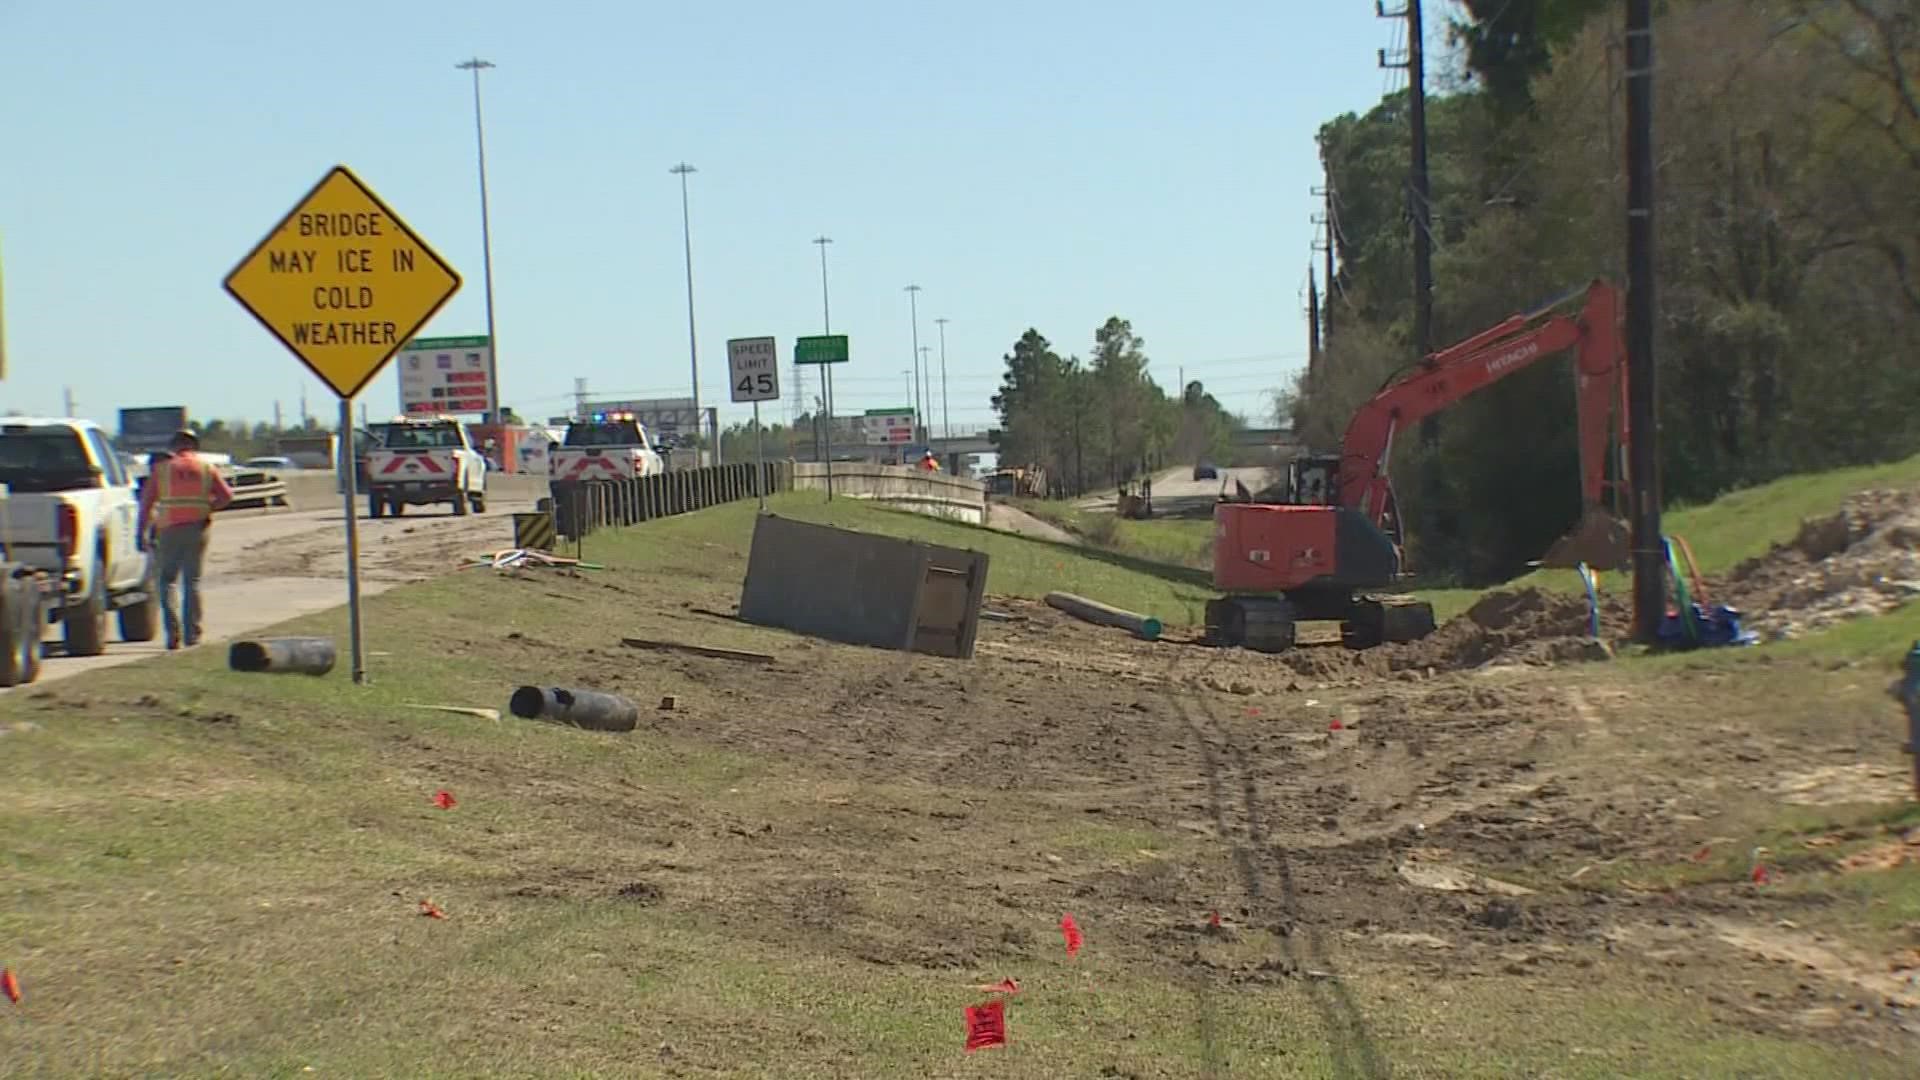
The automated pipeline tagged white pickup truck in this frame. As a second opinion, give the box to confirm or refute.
[549,413,665,482]
[364,417,489,518]
[0,418,157,656]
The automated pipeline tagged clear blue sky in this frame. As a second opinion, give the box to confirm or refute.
[1,0,1459,435]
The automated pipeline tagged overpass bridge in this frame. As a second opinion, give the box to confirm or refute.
[785,425,1300,467]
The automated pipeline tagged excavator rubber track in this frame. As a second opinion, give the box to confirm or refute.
[1205,596,1297,653]
[1342,594,1437,649]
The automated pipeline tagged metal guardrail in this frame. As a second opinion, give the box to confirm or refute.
[137,470,290,513]
[550,462,793,540]
[223,471,289,511]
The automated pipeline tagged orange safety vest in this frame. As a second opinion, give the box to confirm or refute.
[151,453,217,530]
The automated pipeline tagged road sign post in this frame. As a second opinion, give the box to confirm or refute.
[727,337,780,512]
[223,165,461,685]
[795,335,849,499]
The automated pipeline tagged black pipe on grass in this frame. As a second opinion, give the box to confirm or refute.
[508,686,638,733]
[229,637,337,676]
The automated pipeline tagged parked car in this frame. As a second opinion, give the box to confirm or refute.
[1193,461,1219,481]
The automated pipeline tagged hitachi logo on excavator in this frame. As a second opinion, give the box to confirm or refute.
[1485,341,1541,376]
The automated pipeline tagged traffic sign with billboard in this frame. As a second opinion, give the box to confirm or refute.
[582,398,699,436]
[397,335,492,415]
[118,406,190,454]
[223,165,462,400]
[727,337,780,402]
[862,407,915,445]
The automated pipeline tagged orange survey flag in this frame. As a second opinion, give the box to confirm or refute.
[963,999,1006,1052]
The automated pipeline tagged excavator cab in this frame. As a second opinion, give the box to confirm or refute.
[1288,454,1339,507]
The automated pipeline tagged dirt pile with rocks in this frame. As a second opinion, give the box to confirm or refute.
[1720,488,1920,640]
[1258,587,1618,681]
[1381,587,1619,672]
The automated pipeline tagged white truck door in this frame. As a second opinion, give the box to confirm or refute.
[83,428,140,589]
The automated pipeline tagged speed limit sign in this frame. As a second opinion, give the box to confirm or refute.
[727,337,780,402]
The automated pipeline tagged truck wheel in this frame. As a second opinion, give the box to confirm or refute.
[118,562,159,643]
[451,491,469,516]
[369,492,386,519]
[64,575,109,658]
[0,591,35,687]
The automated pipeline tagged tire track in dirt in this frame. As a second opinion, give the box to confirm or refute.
[1165,678,1390,1079]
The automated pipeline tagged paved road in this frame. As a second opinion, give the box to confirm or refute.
[1076,465,1277,518]
[20,496,535,687]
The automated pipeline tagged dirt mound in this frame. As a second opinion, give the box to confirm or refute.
[1382,588,1617,673]
[1721,488,1920,640]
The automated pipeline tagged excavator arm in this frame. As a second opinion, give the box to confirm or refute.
[1336,279,1631,569]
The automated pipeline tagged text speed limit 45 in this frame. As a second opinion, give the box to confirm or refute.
[726,336,781,403]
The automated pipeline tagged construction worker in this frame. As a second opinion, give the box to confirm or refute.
[137,430,234,650]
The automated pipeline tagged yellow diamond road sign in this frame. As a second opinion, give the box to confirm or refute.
[224,165,461,400]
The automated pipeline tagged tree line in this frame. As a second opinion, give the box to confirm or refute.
[987,318,1244,496]
[1292,0,1920,584]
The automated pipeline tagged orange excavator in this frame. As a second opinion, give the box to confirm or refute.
[1208,278,1632,652]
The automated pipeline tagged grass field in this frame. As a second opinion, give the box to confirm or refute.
[1008,500,1217,569]
[5,490,1920,1076]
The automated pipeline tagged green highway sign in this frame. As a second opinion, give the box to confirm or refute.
[403,334,490,350]
[795,334,849,365]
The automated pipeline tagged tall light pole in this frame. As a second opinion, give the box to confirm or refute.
[934,317,952,439]
[904,284,924,444]
[456,57,502,428]
[812,236,833,461]
[670,162,703,460]
[901,368,914,461]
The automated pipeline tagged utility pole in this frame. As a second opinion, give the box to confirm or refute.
[1323,178,1338,337]
[1312,178,1337,342]
[1626,0,1664,643]
[299,387,310,427]
[573,377,589,419]
[61,386,74,419]
[274,400,283,432]
[1308,266,1323,385]
[455,58,502,427]
[1379,1,1436,441]
[905,285,925,444]
[670,163,703,462]
[934,317,952,439]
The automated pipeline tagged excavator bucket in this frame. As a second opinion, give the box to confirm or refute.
[1538,508,1632,571]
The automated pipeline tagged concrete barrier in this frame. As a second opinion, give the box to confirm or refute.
[790,463,987,525]
[738,514,989,659]
[281,471,548,512]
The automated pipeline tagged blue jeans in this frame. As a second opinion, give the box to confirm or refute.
[155,522,208,645]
